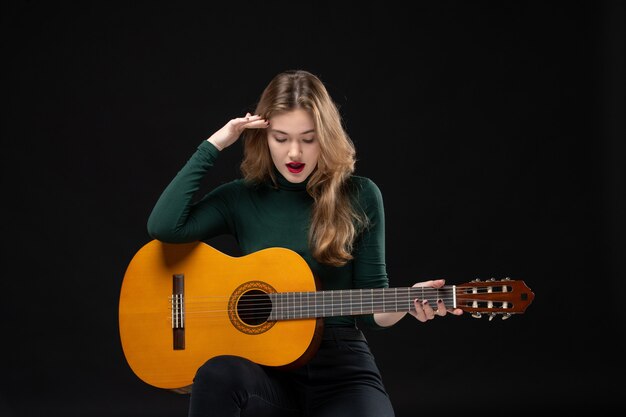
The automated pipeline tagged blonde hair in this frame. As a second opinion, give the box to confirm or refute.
[241,70,366,266]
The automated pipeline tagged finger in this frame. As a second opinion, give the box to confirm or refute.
[412,279,445,288]
[450,308,464,316]
[246,118,269,129]
[435,299,447,316]
[436,298,463,316]
[431,279,445,288]
[413,299,427,322]
[236,114,264,126]
[422,300,436,320]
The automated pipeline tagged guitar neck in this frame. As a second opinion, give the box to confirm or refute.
[268,286,453,320]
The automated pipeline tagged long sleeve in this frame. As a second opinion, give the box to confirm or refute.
[147,140,233,243]
[351,178,390,330]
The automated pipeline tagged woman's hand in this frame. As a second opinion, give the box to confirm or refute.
[207,113,269,151]
[409,279,464,322]
[373,279,463,327]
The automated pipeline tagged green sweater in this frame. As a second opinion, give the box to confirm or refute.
[147,140,389,329]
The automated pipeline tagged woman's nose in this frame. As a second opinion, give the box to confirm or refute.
[288,143,302,159]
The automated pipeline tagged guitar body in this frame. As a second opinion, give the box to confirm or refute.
[119,240,322,391]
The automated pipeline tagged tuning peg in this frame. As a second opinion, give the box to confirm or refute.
[488,312,496,321]
[504,277,511,281]
[489,277,495,281]
[471,312,482,319]
[502,313,511,320]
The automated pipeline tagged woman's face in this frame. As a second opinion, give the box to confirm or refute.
[267,108,320,183]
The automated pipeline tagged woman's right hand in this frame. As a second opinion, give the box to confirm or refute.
[207,113,269,151]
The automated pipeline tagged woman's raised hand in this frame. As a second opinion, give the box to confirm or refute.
[207,113,269,151]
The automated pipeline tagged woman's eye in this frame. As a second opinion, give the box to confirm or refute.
[303,138,315,144]
[275,137,287,143]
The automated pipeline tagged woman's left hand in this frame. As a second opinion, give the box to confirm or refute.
[409,279,464,322]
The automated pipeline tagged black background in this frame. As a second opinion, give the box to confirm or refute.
[3,1,624,416]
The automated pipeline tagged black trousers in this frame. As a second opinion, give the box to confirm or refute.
[188,327,395,417]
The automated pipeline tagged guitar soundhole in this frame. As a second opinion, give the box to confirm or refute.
[238,290,271,325]
[228,281,277,335]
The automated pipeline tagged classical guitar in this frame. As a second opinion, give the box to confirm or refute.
[119,240,534,392]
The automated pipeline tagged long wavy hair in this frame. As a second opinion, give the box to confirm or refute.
[241,70,366,266]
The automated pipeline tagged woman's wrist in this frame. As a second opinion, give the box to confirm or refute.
[207,137,223,151]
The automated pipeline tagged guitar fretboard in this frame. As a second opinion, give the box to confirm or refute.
[268,287,456,320]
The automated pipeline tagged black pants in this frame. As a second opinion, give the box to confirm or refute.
[188,327,395,417]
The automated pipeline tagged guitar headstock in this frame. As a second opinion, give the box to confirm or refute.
[456,278,534,320]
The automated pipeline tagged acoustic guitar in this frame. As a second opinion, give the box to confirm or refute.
[119,240,534,392]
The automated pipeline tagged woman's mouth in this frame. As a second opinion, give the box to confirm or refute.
[286,162,305,173]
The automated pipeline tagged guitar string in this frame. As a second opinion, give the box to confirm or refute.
[173,293,458,308]
[174,291,507,307]
[167,296,511,320]
[169,285,507,302]
[174,297,453,311]
[177,291,456,312]
[170,308,507,322]
[178,297,458,313]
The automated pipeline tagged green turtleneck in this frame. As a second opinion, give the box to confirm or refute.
[147,140,389,329]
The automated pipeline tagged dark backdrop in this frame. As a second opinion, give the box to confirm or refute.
[2,1,624,416]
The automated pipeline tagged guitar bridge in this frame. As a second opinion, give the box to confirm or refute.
[172,274,185,350]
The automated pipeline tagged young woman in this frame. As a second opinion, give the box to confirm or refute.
[147,69,462,417]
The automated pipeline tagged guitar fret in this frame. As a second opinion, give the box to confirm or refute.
[328,291,331,317]
[360,289,363,314]
[348,290,352,315]
[284,292,287,320]
[339,290,342,315]
[326,291,335,317]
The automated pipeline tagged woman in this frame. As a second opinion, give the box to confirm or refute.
[147,69,462,417]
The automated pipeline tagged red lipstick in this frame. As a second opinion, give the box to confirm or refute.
[286,162,305,173]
